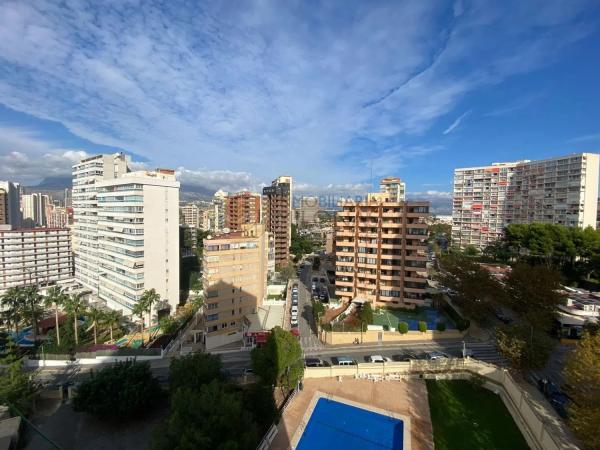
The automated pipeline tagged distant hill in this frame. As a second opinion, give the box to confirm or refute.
[35,176,72,189]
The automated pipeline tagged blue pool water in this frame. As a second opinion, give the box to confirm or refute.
[296,398,404,450]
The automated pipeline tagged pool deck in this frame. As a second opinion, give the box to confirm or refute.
[270,378,434,450]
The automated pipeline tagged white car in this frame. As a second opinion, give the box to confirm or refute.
[426,351,448,361]
[368,355,391,363]
[291,305,298,314]
[291,318,299,327]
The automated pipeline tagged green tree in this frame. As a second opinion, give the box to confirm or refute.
[73,360,161,420]
[251,327,303,390]
[279,263,296,281]
[169,353,223,393]
[103,310,121,341]
[436,321,446,332]
[63,293,87,346]
[131,297,149,346]
[418,321,427,333]
[436,254,505,325]
[504,263,565,331]
[140,288,160,327]
[398,322,409,334]
[564,332,600,450]
[463,245,480,257]
[311,300,325,325]
[1,287,24,337]
[43,286,68,347]
[0,339,38,414]
[20,285,43,343]
[358,302,373,325]
[495,323,555,370]
[154,381,258,450]
[87,307,105,345]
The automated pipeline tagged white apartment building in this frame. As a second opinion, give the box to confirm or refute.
[180,203,201,228]
[452,153,600,248]
[0,181,21,230]
[95,169,180,316]
[21,193,49,228]
[380,177,406,202]
[0,228,73,295]
[72,153,129,292]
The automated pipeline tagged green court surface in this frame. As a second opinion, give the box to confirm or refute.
[372,308,427,328]
[426,380,530,450]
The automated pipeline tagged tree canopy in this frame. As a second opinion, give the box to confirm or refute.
[290,224,314,258]
[73,360,161,420]
[564,332,600,450]
[169,353,223,393]
[251,326,304,390]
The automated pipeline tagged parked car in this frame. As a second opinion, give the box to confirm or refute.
[334,356,356,366]
[305,358,327,367]
[291,318,299,327]
[368,355,391,363]
[391,352,417,362]
[425,351,448,361]
[291,305,298,314]
[292,298,298,306]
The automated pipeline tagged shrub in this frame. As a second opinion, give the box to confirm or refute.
[398,322,409,334]
[436,321,446,332]
[418,321,427,333]
[73,360,161,420]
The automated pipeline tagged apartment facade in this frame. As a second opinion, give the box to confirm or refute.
[22,193,49,228]
[47,206,73,228]
[0,228,73,295]
[202,224,272,349]
[452,153,600,248]
[95,169,180,315]
[225,191,261,231]
[295,197,320,226]
[180,203,201,228]
[379,177,406,202]
[334,185,430,308]
[72,153,129,293]
[0,181,21,230]
[262,176,292,267]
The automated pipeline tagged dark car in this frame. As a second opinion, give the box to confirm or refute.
[392,352,417,362]
[305,358,328,367]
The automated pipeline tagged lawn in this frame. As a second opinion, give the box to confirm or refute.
[426,380,530,450]
[372,307,455,331]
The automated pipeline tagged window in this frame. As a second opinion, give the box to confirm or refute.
[207,290,218,298]
[207,302,218,310]
[206,313,219,321]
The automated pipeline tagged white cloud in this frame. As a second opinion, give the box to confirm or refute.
[567,133,600,144]
[443,111,470,135]
[0,0,593,187]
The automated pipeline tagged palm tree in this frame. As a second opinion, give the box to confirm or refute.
[103,310,121,341]
[87,307,105,345]
[0,287,24,338]
[21,285,43,343]
[43,286,68,346]
[140,289,160,328]
[131,299,148,346]
[64,293,87,346]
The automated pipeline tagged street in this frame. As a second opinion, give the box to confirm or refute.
[296,261,324,352]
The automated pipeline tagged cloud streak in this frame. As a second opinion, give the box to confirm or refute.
[443,111,470,135]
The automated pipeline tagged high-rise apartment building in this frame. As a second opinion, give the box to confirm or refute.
[294,197,320,226]
[452,153,600,248]
[21,193,49,227]
[262,176,292,267]
[202,223,272,349]
[379,177,406,202]
[180,203,201,228]
[72,153,129,292]
[225,191,261,231]
[0,181,21,230]
[209,190,227,233]
[95,169,180,316]
[335,180,429,308]
[0,228,73,295]
[47,205,73,228]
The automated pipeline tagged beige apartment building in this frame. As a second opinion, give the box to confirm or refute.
[225,191,261,231]
[452,153,600,248]
[180,203,201,228]
[335,183,429,308]
[294,196,320,226]
[262,176,292,267]
[0,228,73,295]
[202,223,272,349]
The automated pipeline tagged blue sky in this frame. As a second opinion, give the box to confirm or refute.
[0,0,599,209]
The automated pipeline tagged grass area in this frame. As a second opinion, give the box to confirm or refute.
[372,307,427,328]
[426,380,530,450]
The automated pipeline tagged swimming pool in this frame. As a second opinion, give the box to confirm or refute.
[296,398,404,450]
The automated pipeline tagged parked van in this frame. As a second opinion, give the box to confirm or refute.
[336,356,356,366]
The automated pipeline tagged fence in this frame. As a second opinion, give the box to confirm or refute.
[163,306,203,355]
[318,328,466,345]
[304,359,578,450]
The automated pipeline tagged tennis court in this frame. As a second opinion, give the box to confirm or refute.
[372,308,455,331]
[296,398,404,450]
